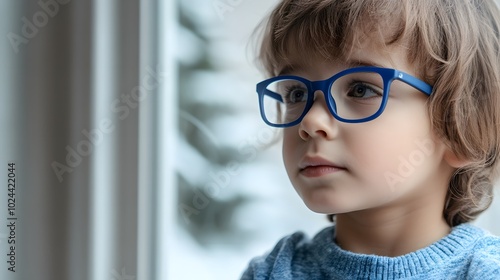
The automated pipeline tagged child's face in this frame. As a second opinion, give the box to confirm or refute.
[282,41,455,215]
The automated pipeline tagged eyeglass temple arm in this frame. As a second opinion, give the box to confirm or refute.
[398,73,433,96]
[261,88,284,103]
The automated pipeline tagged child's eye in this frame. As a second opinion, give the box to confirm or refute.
[285,86,308,103]
[346,83,383,99]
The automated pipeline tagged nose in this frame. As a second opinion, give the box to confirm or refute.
[298,91,338,140]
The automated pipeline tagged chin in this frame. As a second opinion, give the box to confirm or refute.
[300,192,367,214]
[293,182,365,214]
[302,200,350,214]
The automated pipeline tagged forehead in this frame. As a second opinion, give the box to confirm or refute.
[278,33,408,77]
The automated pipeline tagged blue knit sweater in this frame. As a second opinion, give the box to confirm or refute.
[240,224,500,279]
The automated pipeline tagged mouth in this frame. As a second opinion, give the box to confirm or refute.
[298,156,347,178]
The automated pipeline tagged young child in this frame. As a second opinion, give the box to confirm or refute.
[241,0,500,279]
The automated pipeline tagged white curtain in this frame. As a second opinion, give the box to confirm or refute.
[0,0,176,279]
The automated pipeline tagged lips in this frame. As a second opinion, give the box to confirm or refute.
[298,156,346,177]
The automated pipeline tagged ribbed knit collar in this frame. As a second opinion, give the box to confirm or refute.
[311,224,485,279]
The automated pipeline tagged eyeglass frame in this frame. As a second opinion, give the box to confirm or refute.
[256,66,433,127]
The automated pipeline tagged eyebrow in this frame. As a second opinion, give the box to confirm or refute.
[344,59,389,69]
[277,65,295,76]
[277,59,390,77]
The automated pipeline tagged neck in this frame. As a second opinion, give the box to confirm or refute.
[334,199,451,257]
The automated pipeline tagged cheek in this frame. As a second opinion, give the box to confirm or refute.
[345,110,434,188]
[282,129,301,170]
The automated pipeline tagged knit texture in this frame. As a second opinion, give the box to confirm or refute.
[240,224,500,279]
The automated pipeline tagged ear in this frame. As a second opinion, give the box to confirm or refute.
[443,148,471,169]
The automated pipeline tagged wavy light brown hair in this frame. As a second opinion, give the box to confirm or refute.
[256,0,500,226]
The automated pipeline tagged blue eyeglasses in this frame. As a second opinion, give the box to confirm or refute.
[256,66,432,127]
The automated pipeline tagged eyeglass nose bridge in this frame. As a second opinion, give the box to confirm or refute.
[306,79,339,120]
